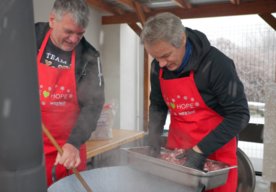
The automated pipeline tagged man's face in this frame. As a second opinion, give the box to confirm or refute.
[49,12,85,51]
[144,37,186,71]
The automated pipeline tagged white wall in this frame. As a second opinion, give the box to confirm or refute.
[100,25,121,128]
[84,8,102,50]
[32,0,54,22]
[101,24,144,131]
[119,24,144,131]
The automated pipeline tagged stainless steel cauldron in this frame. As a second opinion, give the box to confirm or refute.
[48,148,255,192]
[48,166,202,192]
[237,148,256,192]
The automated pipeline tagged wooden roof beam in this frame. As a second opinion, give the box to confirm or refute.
[128,23,142,36]
[87,0,123,15]
[142,6,151,13]
[116,0,135,10]
[102,0,276,25]
[115,0,146,26]
[115,0,150,13]
[134,1,146,26]
[230,0,240,5]
[259,13,276,31]
[172,0,192,9]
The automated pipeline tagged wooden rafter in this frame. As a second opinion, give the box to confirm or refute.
[172,0,192,9]
[142,5,151,13]
[86,0,120,14]
[116,0,135,10]
[230,0,240,5]
[116,0,150,13]
[259,13,276,31]
[143,51,150,131]
[128,23,142,36]
[134,1,146,26]
[101,0,276,25]
[115,0,146,26]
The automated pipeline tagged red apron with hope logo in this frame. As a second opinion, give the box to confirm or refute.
[37,30,87,186]
[159,70,237,192]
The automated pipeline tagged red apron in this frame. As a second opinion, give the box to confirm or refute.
[160,70,237,192]
[37,30,87,186]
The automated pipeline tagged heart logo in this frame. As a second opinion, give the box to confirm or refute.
[170,102,175,109]
[43,90,50,98]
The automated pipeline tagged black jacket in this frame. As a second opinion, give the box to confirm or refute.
[149,27,250,156]
[35,22,105,148]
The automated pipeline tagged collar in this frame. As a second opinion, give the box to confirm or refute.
[175,39,192,74]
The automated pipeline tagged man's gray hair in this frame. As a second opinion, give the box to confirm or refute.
[52,0,90,28]
[140,12,185,48]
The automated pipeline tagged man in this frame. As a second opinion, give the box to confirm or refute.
[140,12,249,192]
[35,0,104,185]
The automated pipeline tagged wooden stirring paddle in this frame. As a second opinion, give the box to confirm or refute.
[42,124,93,192]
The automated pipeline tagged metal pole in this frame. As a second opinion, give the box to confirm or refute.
[0,0,47,191]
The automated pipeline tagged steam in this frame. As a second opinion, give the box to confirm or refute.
[49,163,188,192]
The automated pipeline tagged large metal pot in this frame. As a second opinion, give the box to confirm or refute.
[48,133,255,192]
[237,148,256,192]
[48,148,255,192]
[48,166,202,192]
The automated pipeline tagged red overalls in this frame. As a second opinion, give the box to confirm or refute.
[37,30,87,186]
[160,70,237,192]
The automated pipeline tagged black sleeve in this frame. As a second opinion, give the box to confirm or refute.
[197,53,250,156]
[34,22,49,52]
[67,49,105,148]
[148,60,168,136]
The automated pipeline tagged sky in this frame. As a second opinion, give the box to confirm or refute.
[181,14,275,46]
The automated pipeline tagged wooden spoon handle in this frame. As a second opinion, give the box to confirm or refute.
[42,124,93,192]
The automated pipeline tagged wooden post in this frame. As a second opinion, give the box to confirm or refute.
[143,50,150,131]
[263,83,276,191]
[271,183,276,192]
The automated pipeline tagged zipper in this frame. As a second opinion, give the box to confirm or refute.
[78,52,103,87]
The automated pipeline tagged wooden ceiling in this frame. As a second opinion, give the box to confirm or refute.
[87,0,276,34]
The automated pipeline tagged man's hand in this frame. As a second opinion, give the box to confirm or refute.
[54,143,81,169]
[176,148,207,171]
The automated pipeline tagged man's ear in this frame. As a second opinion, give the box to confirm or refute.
[49,12,55,28]
[181,32,186,46]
